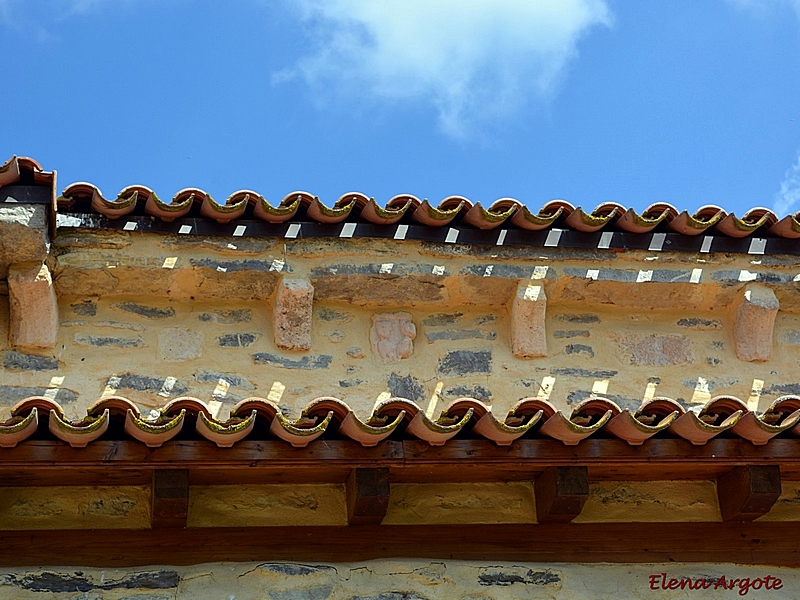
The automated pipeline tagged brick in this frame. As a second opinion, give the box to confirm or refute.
[274,278,314,351]
[733,284,779,362]
[510,281,547,358]
[8,263,58,350]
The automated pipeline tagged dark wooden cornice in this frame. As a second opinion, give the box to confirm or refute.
[1,523,798,567]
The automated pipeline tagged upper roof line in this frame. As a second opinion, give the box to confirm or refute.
[3,155,799,239]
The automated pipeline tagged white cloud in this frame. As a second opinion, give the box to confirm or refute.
[727,0,800,19]
[773,152,800,216]
[278,0,611,138]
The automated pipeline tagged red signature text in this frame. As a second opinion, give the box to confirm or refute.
[649,573,783,596]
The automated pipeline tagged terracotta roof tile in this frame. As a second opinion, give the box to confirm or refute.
[5,155,796,239]
[49,180,795,239]
[2,393,798,449]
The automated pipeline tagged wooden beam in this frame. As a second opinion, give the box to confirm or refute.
[151,469,189,529]
[534,466,588,523]
[0,523,797,567]
[0,440,798,487]
[346,467,390,525]
[717,465,782,522]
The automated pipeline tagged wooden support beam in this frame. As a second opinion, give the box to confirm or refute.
[151,469,189,529]
[346,467,390,525]
[0,523,798,567]
[717,465,781,522]
[534,466,588,523]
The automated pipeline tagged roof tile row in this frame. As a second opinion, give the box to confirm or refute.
[2,393,799,449]
[2,157,797,239]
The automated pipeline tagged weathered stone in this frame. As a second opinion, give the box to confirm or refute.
[438,350,492,377]
[311,273,446,305]
[61,320,88,327]
[1,568,178,593]
[271,585,335,599]
[474,315,497,324]
[766,382,800,396]
[194,371,255,390]
[70,301,97,316]
[74,334,144,348]
[0,386,77,405]
[327,329,345,343]
[677,317,722,330]
[425,329,496,342]
[252,353,332,369]
[551,367,617,378]
[421,312,463,326]
[445,385,492,402]
[274,278,314,352]
[94,321,146,331]
[681,377,737,391]
[217,333,260,348]
[554,330,590,338]
[510,281,547,359]
[733,284,779,362]
[346,347,365,359]
[317,307,352,322]
[339,379,363,388]
[615,334,692,366]
[2,350,58,371]
[779,330,800,345]
[8,263,58,350]
[110,374,189,395]
[113,302,176,319]
[565,344,594,358]
[190,258,275,272]
[567,390,640,411]
[370,313,416,364]
[158,328,203,361]
[478,567,560,587]
[0,204,49,278]
[556,313,600,323]
[387,373,425,402]
[348,592,428,600]
[198,309,251,324]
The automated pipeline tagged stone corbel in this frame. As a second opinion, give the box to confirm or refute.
[732,284,778,362]
[8,262,58,351]
[510,280,547,358]
[273,276,314,351]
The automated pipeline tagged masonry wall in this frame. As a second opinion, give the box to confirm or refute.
[2,232,800,421]
[0,560,798,599]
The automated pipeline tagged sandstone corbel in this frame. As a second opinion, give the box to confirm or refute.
[273,276,314,351]
[510,280,547,358]
[8,262,59,350]
[733,284,778,362]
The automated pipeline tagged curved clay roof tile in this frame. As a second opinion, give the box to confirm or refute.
[199,189,248,223]
[461,198,520,230]
[616,203,679,234]
[144,188,195,221]
[715,208,778,238]
[668,205,727,235]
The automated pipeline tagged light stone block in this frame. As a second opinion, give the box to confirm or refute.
[274,277,314,351]
[8,262,58,350]
[510,280,547,358]
[733,284,779,362]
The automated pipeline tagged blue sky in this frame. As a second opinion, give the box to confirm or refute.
[2,0,800,216]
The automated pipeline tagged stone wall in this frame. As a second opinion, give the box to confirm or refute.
[0,560,796,598]
[1,232,800,420]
